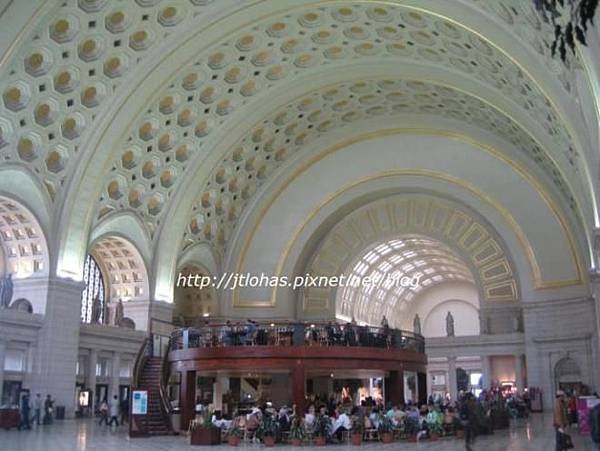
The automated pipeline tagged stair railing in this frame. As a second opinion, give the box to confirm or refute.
[159,335,176,434]
[130,336,151,437]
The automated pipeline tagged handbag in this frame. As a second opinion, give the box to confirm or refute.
[559,431,574,450]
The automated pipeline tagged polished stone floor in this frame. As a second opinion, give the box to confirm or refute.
[0,414,597,450]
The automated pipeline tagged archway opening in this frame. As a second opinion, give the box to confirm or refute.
[81,236,149,325]
[0,196,49,313]
[337,234,478,337]
[173,264,217,326]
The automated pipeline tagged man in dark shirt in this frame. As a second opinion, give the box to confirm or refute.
[590,400,600,451]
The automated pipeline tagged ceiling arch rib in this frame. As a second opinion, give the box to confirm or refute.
[87,2,585,244]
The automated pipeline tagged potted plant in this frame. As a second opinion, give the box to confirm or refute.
[256,413,278,447]
[290,415,306,446]
[189,410,221,446]
[350,414,364,446]
[226,425,242,446]
[377,413,394,443]
[429,420,443,441]
[313,414,332,446]
[454,417,465,439]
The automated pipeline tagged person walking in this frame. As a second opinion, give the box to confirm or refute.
[459,393,478,451]
[553,390,569,451]
[590,399,600,451]
[32,394,42,426]
[107,395,120,427]
[98,399,109,426]
[18,394,31,430]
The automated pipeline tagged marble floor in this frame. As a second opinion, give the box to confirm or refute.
[0,414,597,450]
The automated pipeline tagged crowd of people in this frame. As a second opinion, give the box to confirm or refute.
[195,388,528,447]
[14,393,55,430]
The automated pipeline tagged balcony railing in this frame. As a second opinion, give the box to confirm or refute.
[170,321,425,354]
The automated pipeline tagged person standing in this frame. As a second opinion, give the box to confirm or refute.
[43,394,54,425]
[32,393,42,426]
[18,394,31,430]
[107,395,120,427]
[590,399,600,451]
[553,390,569,451]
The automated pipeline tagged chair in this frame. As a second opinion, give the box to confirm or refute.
[363,427,380,441]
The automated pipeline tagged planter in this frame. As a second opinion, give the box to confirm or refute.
[190,427,221,446]
[408,434,417,442]
[263,436,276,447]
[314,435,327,446]
[381,432,394,443]
[351,434,363,446]
[430,433,439,441]
[227,435,241,446]
[456,430,465,439]
[291,437,302,446]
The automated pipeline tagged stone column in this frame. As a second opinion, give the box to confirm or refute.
[481,355,492,390]
[514,354,525,393]
[180,370,196,431]
[32,277,84,418]
[292,364,306,416]
[87,348,97,405]
[447,356,457,402]
[0,339,6,404]
[111,351,121,400]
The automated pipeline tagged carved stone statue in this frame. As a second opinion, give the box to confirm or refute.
[114,298,124,326]
[413,314,421,335]
[512,315,521,333]
[0,273,14,308]
[91,297,102,324]
[446,311,455,337]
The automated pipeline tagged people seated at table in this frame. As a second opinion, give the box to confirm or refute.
[331,408,351,441]
[211,411,232,429]
[277,406,290,432]
[304,404,316,430]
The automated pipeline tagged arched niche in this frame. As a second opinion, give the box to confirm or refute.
[422,299,480,338]
[173,263,217,325]
[0,195,50,313]
[82,235,150,326]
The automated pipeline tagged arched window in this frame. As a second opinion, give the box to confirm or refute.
[81,254,105,323]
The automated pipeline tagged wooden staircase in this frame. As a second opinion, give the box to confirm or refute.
[137,357,173,435]
[130,337,176,437]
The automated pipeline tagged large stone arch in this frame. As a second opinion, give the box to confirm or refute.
[302,193,519,319]
[37,0,594,294]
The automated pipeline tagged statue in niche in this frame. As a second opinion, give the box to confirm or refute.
[114,298,124,326]
[91,297,102,324]
[446,311,455,337]
[413,314,421,335]
[0,273,14,308]
[512,315,521,333]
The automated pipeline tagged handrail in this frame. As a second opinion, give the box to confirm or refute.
[159,336,175,434]
[170,320,425,353]
[130,336,150,437]
[132,337,150,388]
